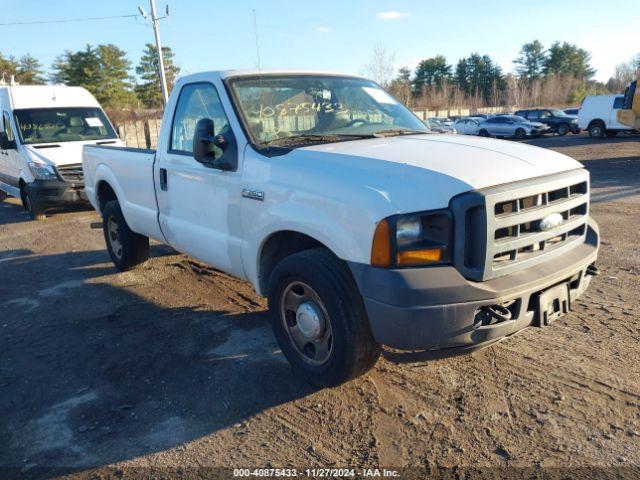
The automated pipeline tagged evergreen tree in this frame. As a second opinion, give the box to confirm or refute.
[513,40,546,81]
[544,42,595,80]
[135,43,180,108]
[455,53,506,104]
[16,54,46,84]
[412,55,452,95]
[50,44,135,108]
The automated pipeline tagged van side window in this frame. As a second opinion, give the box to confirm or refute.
[3,112,15,143]
[613,97,624,109]
[170,83,230,155]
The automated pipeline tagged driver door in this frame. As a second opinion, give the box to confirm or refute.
[0,111,20,191]
[155,82,245,278]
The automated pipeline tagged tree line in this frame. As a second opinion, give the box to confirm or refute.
[371,41,640,110]
[0,44,180,110]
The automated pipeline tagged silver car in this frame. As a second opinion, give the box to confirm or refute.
[477,115,545,139]
[425,118,457,134]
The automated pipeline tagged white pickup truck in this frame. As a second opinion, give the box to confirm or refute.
[83,70,600,386]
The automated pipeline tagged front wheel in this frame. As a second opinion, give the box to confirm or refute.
[515,128,526,139]
[21,189,45,221]
[102,200,149,271]
[588,122,605,138]
[557,123,569,136]
[268,249,381,387]
[478,129,490,137]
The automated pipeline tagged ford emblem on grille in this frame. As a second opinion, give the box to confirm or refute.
[539,212,563,231]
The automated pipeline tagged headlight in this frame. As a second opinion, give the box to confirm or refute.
[28,162,57,180]
[371,209,453,268]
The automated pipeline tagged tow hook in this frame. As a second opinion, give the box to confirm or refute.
[474,304,513,326]
[586,264,600,277]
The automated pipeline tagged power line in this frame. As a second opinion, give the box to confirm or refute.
[0,14,138,26]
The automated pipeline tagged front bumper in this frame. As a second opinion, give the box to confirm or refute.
[24,179,87,210]
[348,219,599,351]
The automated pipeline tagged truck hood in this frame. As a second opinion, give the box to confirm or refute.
[301,133,581,190]
[297,134,583,212]
[24,140,121,167]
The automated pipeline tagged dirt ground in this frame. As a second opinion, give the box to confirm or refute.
[1,133,639,479]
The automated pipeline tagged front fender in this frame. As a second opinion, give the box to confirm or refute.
[243,200,373,294]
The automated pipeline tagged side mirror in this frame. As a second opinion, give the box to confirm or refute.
[192,118,235,171]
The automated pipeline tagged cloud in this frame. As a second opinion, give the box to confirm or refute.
[315,26,333,33]
[377,11,410,20]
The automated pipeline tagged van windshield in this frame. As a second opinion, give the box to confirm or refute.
[13,107,117,145]
[228,75,428,146]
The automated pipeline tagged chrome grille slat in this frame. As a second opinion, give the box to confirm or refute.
[494,215,587,250]
[494,195,587,227]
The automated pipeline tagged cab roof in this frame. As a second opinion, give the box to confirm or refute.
[179,69,370,83]
[0,85,101,110]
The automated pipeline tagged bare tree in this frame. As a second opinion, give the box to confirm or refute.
[363,45,396,87]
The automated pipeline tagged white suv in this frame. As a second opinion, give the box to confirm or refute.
[578,94,633,138]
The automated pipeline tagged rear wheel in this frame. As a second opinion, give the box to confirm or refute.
[102,200,149,271]
[515,128,526,139]
[588,121,605,138]
[557,123,569,136]
[268,248,381,387]
[21,188,46,221]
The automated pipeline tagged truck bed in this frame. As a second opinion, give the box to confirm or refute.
[82,144,163,241]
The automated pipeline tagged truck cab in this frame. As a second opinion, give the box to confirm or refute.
[83,70,600,387]
[0,85,122,219]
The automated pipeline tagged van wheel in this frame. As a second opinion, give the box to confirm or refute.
[102,200,149,271]
[267,248,381,387]
[588,121,605,138]
[515,128,526,139]
[21,189,46,221]
[557,123,569,136]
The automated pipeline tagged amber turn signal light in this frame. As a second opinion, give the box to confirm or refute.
[397,248,442,266]
[371,219,391,267]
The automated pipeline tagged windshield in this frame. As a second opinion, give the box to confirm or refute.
[549,109,568,117]
[229,75,428,145]
[13,107,117,145]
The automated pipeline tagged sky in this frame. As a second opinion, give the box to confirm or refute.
[2,0,638,84]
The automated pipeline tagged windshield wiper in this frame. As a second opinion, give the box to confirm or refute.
[261,133,375,147]
[371,129,430,138]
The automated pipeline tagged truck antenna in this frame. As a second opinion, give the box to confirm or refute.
[252,9,262,79]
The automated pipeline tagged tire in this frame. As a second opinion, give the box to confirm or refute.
[515,128,526,140]
[557,123,569,136]
[267,248,381,387]
[21,188,46,221]
[102,200,149,271]
[588,121,605,138]
[0,190,7,202]
[605,131,618,138]
[479,129,490,137]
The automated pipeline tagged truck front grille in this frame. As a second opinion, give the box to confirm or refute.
[56,163,84,184]
[451,169,590,281]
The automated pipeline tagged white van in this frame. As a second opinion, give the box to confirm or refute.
[578,94,634,138]
[0,85,122,220]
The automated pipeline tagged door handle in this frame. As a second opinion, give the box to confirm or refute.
[159,168,168,191]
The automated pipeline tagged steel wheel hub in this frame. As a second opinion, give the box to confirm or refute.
[108,216,123,259]
[280,281,333,365]
[296,301,324,339]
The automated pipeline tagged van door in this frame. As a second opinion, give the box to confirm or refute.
[0,111,21,196]
[610,96,627,129]
[155,82,245,278]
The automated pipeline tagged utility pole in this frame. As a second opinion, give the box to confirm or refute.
[139,0,169,105]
